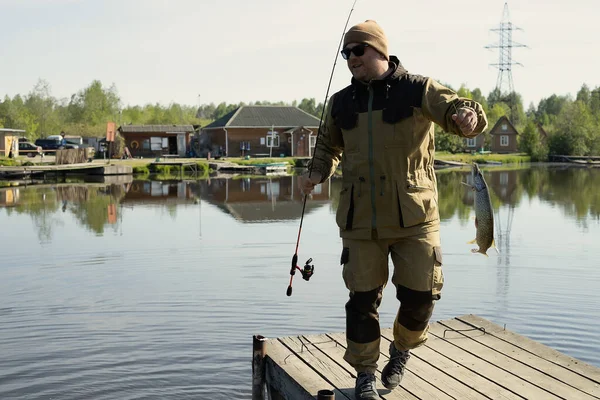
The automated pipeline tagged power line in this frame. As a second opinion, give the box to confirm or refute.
[485,2,528,112]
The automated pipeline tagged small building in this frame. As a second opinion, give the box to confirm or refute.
[0,128,24,157]
[463,132,487,153]
[489,116,519,153]
[118,125,196,158]
[200,106,321,158]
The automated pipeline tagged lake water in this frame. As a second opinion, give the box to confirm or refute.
[1,165,599,399]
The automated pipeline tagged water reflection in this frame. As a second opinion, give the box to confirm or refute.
[196,176,332,223]
[1,166,600,399]
[2,166,599,239]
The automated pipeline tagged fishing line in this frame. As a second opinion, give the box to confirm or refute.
[287,0,359,297]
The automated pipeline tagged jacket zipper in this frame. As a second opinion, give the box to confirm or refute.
[368,85,376,230]
[380,176,386,196]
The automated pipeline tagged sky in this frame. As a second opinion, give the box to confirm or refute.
[1,0,599,110]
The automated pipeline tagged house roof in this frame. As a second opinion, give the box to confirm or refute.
[118,124,195,133]
[214,200,328,223]
[489,116,519,135]
[203,106,321,129]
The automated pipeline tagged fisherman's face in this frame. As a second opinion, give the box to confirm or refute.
[344,42,387,82]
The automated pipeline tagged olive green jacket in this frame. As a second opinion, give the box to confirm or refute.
[308,56,488,239]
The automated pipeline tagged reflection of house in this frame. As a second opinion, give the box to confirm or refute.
[0,187,20,206]
[198,176,330,222]
[121,181,196,205]
[200,106,321,158]
[0,128,24,157]
[488,170,518,205]
[118,125,197,158]
[489,116,519,153]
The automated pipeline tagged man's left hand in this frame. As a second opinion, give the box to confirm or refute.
[452,107,478,135]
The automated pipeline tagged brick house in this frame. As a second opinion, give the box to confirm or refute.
[489,116,519,153]
[118,125,197,158]
[200,106,321,158]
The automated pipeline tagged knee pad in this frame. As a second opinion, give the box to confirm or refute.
[395,285,435,331]
[345,286,383,343]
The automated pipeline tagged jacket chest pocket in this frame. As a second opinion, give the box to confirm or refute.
[382,107,417,149]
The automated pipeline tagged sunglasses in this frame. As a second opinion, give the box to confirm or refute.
[341,43,369,60]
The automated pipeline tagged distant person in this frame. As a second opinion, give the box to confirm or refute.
[298,20,488,399]
[60,131,67,147]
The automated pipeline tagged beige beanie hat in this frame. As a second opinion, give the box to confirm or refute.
[343,20,389,60]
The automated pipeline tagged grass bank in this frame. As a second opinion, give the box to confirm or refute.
[107,159,210,178]
[435,152,531,164]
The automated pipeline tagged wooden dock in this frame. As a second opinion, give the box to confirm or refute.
[0,163,132,179]
[252,314,600,400]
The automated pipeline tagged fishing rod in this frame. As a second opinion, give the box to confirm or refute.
[287,0,358,297]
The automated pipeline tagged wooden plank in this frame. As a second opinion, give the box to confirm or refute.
[381,328,521,400]
[441,318,600,399]
[425,321,563,399]
[278,335,355,399]
[377,330,496,400]
[458,314,600,385]
[264,337,342,400]
[304,333,419,399]
[324,332,444,399]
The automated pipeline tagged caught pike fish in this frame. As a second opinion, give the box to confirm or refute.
[463,163,497,256]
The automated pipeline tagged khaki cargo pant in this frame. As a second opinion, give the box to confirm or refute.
[340,230,443,373]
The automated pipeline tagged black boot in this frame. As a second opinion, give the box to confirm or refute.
[381,342,410,390]
[355,372,378,399]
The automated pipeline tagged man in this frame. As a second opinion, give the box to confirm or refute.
[298,20,487,399]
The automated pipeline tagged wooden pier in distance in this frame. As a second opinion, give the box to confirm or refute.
[252,314,600,399]
[0,163,132,179]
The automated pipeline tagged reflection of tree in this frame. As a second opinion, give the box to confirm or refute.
[327,167,600,227]
[62,189,121,235]
[530,168,600,226]
[5,188,61,243]
[4,184,127,239]
[435,170,472,223]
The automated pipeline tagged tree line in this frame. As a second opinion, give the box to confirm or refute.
[435,82,600,160]
[1,78,599,159]
[0,79,324,140]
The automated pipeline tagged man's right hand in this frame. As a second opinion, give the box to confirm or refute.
[298,171,323,195]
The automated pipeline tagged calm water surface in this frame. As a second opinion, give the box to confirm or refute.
[1,165,599,399]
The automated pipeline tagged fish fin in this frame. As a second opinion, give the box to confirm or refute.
[467,239,477,244]
[492,239,500,254]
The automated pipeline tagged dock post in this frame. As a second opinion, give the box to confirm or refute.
[317,389,335,399]
[252,335,267,400]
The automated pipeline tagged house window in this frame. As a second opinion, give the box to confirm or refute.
[309,135,317,148]
[266,134,279,147]
[260,137,265,145]
[240,141,250,150]
[466,138,476,147]
[500,135,509,146]
[150,137,162,150]
[142,139,150,150]
[502,124,508,131]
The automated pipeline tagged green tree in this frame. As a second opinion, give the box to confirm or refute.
[518,120,548,161]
